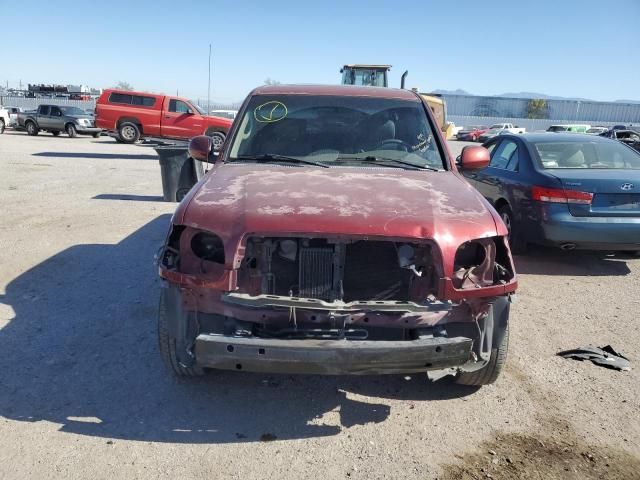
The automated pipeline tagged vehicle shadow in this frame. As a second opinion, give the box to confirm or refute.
[514,245,632,276]
[0,215,478,444]
[93,194,164,202]
[32,152,157,160]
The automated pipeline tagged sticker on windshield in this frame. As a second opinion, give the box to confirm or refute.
[412,133,431,153]
[254,101,288,123]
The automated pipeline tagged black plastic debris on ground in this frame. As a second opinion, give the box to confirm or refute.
[557,345,631,371]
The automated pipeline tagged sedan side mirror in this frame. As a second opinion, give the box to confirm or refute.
[459,145,490,170]
[189,135,215,164]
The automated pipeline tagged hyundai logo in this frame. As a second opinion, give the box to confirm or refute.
[620,183,634,191]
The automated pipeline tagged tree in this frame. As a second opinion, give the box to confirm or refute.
[264,78,281,86]
[526,99,548,119]
[113,81,133,91]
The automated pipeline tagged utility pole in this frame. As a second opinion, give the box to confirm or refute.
[207,43,212,114]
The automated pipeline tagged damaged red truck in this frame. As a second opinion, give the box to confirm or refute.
[157,85,517,386]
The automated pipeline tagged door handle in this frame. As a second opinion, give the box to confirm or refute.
[164,116,172,119]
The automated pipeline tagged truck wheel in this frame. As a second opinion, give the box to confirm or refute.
[66,124,78,138]
[206,130,225,152]
[158,288,204,377]
[52,131,60,136]
[0,119,5,134]
[26,121,39,136]
[92,132,101,138]
[118,122,140,143]
[456,299,509,386]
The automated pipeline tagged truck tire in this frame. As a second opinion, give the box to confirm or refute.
[158,288,204,377]
[456,299,509,386]
[205,130,226,152]
[66,124,78,138]
[26,121,39,136]
[0,119,5,134]
[118,122,141,143]
[92,132,101,138]
[52,131,60,136]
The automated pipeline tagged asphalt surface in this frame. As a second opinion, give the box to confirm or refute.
[0,132,639,479]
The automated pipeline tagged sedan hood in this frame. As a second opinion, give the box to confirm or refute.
[178,163,498,249]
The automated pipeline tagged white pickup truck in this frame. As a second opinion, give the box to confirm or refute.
[489,123,526,134]
[477,123,526,142]
[0,107,9,134]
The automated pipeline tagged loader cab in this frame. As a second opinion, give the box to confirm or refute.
[340,64,391,88]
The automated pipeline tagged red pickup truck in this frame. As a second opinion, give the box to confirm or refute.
[95,89,233,147]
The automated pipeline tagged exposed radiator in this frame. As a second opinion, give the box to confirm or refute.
[298,247,334,300]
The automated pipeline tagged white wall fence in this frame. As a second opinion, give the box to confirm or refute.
[1,96,95,110]
[448,115,625,132]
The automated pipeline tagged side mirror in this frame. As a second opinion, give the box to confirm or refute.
[459,145,490,170]
[189,135,214,163]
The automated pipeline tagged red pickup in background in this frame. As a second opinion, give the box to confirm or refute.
[95,89,233,148]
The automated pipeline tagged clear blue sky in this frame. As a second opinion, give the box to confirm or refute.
[2,0,639,103]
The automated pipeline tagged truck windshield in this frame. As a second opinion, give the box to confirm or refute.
[228,94,445,170]
[59,106,86,116]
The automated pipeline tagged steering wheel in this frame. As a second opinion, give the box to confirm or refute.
[374,139,410,152]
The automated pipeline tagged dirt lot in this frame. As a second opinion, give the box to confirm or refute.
[1,131,639,479]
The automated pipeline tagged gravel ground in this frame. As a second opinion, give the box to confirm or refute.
[0,132,638,479]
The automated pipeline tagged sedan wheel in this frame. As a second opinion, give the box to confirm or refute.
[498,205,527,254]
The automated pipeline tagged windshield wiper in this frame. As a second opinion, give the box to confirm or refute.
[233,154,329,168]
[337,155,441,171]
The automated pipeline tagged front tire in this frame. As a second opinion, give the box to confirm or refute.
[66,124,78,138]
[92,132,101,138]
[158,288,204,377]
[456,300,509,386]
[0,119,5,134]
[26,121,39,136]
[52,131,60,136]
[118,122,141,143]
[206,130,226,152]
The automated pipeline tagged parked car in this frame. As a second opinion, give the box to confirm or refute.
[16,105,102,137]
[209,109,238,120]
[586,126,609,135]
[95,89,233,147]
[156,84,517,384]
[2,106,24,127]
[462,133,640,253]
[546,124,591,133]
[601,129,640,153]
[456,125,489,142]
[0,107,9,134]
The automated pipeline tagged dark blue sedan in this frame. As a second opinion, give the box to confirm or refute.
[460,133,640,253]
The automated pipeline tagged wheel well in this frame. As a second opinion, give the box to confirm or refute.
[117,117,143,134]
[494,198,509,212]
[65,122,76,130]
[204,128,226,136]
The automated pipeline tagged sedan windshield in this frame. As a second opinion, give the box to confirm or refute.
[228,94,445,170]
[534,140,640,169]
[60,106,86,116]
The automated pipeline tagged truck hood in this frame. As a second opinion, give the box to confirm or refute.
[178,163,499,251]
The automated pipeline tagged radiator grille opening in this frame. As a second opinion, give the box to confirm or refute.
[242,237,436,302]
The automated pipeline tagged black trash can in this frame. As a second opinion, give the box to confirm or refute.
[155,146,204,202]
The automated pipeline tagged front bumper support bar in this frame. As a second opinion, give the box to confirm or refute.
[194,334,473,375]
